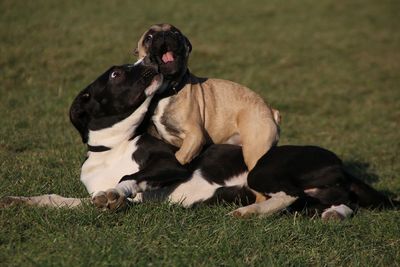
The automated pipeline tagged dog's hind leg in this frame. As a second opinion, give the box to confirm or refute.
[321,204,354,221]
[175,123,206,165]
[0,194,87,208]
[228,192,298,218]
[237,109,279,170]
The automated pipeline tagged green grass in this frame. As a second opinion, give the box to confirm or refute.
[0,0,399,266]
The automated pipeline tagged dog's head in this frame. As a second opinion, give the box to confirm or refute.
[70,63,162,143]
[135,23,192,80]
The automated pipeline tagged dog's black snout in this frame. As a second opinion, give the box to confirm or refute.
[81,92,90,101]
[153,31,177,47]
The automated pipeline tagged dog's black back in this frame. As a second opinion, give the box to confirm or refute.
[247,145,396,211]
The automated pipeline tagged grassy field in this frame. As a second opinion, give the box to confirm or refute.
[1,0,399,266]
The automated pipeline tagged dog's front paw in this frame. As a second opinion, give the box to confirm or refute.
[92,189,129,211]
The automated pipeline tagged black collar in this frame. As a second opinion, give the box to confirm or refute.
[87,144,111,152]
[162,69,190,97]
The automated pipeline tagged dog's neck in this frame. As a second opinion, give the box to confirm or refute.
[169,69,190,94]
[87,96,154,150]
[158,69,190,96]
[134,70,190,136]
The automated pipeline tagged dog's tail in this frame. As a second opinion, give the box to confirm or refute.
[345,171,399,209]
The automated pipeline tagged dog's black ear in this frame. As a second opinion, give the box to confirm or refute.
[184,36,192,54]
[69,92,90,143]
[81,131,89,143]
[71,111,89,143]
[75,118,89,144]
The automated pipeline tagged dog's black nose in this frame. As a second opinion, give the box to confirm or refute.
[81,92,90,100]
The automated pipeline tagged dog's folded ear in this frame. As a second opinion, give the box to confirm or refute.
[70,109,89,143]
[184,36,192,54]
[69,93,90,143]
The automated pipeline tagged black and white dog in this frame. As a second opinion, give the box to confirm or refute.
[1,63,397,220]
[72,62,398,220]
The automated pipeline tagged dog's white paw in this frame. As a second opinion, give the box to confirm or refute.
[228,206,257,218]
[92,189,129,211]
[321,205,353,222]
[321,210,345,222]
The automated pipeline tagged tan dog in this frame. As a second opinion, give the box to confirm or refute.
[135,23,280,170]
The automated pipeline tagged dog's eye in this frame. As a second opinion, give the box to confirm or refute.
[110,71,120,79]
[145,34,153,42]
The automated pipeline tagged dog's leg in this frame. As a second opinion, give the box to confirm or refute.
[0,194,87,208]
[237,110,279,170]
[251,189,269,203]
[175,124,206,165]
[229,192,297,218]
[91,179,145,211]
[321,204,354,222]
[91,153,191,211]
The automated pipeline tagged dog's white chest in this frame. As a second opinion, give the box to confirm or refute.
[152,97,181,144]
[80,138,140,195]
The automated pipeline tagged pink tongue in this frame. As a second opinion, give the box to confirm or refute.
[162,52,174,63]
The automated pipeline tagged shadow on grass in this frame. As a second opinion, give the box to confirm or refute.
[344,161,379,184]
[344,160,398,199]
